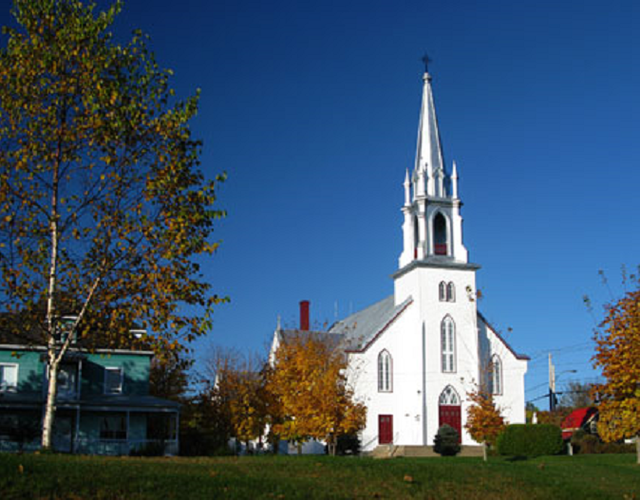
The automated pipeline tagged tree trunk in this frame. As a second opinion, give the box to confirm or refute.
[636,434,639,465]
[41,358,59,450]
[328,442,336,456]
[482,442,487,462]
[43,111,62,450]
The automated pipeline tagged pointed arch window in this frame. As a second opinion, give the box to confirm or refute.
[441,316,456,373]
[439,385,460,405]
[433,213,448,256]
[446,282,455,302]
[413,215,419,259]
[490,355,502,395]
[439,281,447,301]
[378,350,392,392]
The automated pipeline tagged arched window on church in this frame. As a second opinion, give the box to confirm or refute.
[441,316,456,373]
[489,355,502,395]
[439,385,460,405]
[433,213,447,255]
[413,215,419,259]
[446,282,455,302]
[439,281,446,301]
[378,350,392,392]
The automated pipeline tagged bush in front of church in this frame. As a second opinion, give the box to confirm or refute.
[433,425,461,456]
[496,424,563,457]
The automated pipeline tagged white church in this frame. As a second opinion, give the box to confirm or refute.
[272,67,528,453]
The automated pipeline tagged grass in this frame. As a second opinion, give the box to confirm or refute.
[0,453,638,499]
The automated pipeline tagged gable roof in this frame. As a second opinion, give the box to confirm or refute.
[274,328,344,349]
[328,295,413,352]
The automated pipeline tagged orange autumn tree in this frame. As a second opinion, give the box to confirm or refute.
[205,347,268,452]
[465,385,506,461]
[224,368,268,451]
[592,282,640,464]
[268,333,366,455]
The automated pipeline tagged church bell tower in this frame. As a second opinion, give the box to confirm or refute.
[398,68,468,270]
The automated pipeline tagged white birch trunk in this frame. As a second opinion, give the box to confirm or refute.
[41,356,59,449]
[41,276,101,449]
[42,140,60,449]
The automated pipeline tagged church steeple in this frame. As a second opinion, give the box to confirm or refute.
[399,66,469,269]
[414,71,445,197]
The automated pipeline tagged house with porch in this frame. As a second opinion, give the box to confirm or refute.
[0,327,179,455]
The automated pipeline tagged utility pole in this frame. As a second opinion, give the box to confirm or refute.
[548,353,556,411]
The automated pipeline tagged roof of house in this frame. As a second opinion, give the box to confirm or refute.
[276,295,528,361]
[0,313,153,354]
[561,407,598,439]
[327,295,413,352]
[0,392,180,411]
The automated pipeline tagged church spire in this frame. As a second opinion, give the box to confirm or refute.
[414,70,445,197]
[399,64,469,269]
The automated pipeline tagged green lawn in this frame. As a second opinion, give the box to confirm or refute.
[0,453,638,499]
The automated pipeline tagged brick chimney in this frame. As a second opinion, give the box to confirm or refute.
[300,300,310,331]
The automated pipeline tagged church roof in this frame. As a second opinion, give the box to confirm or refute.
[328,295,413,352]
[275,329,344,349]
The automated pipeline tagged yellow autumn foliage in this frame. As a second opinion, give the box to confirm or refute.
[592,286,640,462]
[267,333,366,454]
[465,386,506,447]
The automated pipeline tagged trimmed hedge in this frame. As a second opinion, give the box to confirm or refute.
[496,424,563,457]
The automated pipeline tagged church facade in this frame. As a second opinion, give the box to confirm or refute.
[273,69,528,452]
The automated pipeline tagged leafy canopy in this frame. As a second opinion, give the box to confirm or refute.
[268,333,366,454]
[0,0,226,356]
[592,281,640,449]
[465,386,506,447]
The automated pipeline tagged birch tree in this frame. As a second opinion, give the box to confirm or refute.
[0,0,225,449]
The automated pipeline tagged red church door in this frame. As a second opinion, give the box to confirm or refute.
[439,405,462,443]
[378,415,393,444]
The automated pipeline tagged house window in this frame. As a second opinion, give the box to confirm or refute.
[0,363,18,392]
[438,281,446,301]
[446,282,455,302]
[441,316,456,373]
[490,355,502,395]
[104,367,123,394]
[99,414,127,440]
[57,364,77,398]
[378,350,392,392]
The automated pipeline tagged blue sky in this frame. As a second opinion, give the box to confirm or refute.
[2,0,639,408]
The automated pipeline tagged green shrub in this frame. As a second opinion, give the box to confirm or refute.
[496,424,563,457]
[596,442,636,454]
[569,430,635,455]
[336,434,361,456]
[578,434,600,454]
[433,425,461,456]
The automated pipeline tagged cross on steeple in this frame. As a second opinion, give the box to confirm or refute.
[421,53,432,73]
